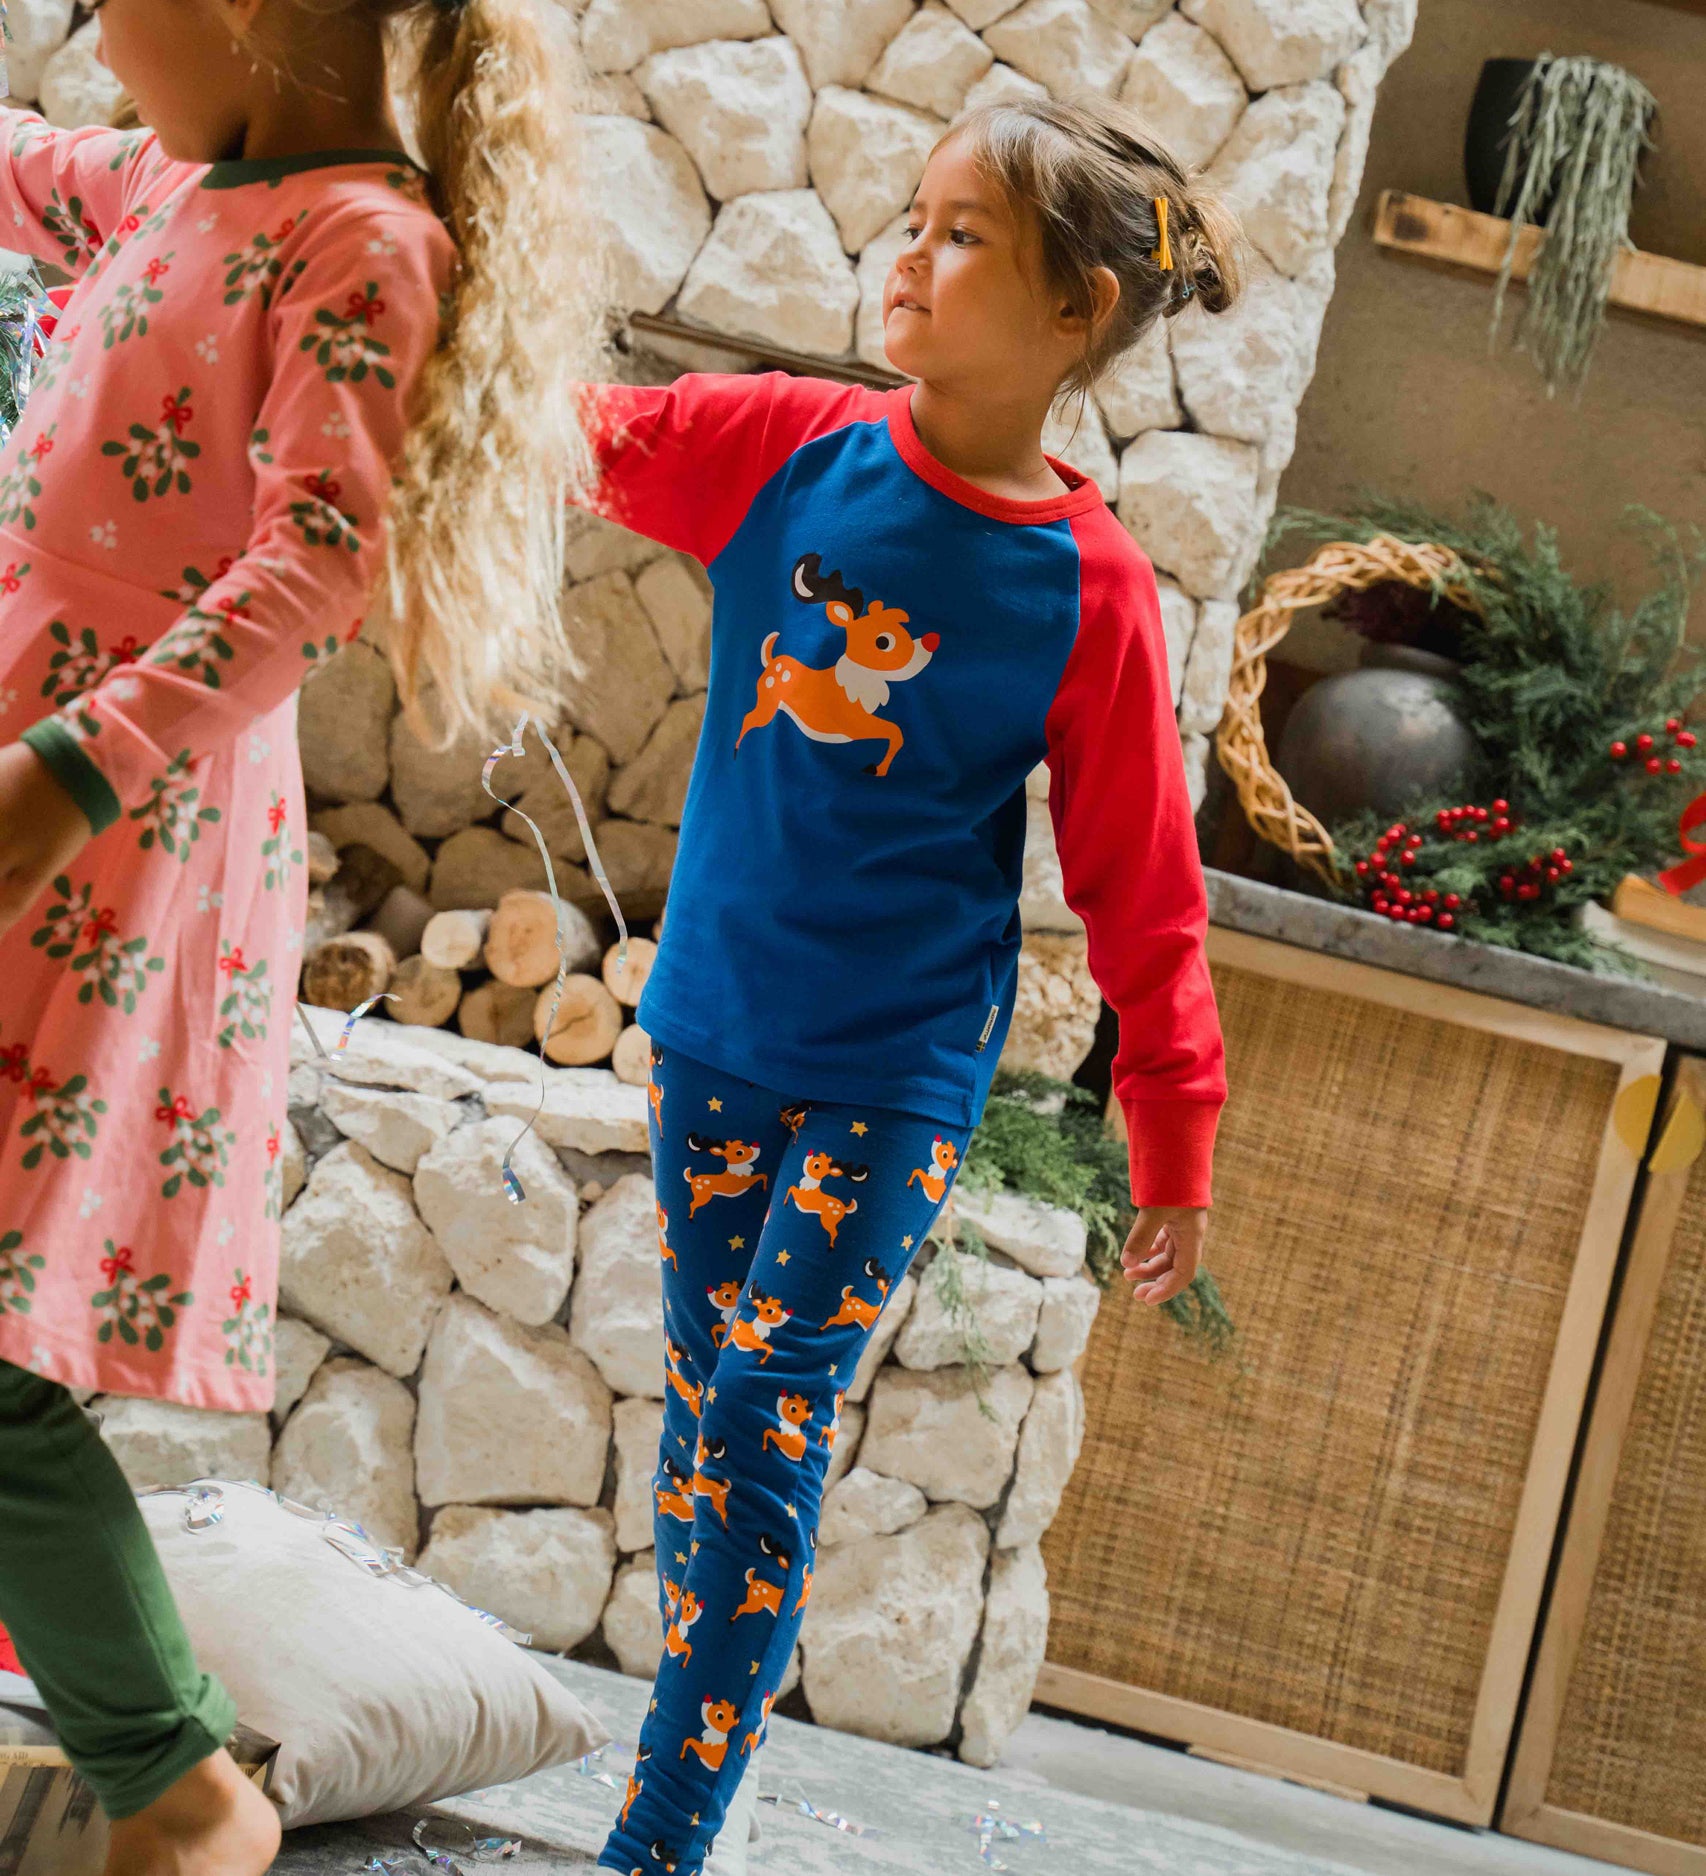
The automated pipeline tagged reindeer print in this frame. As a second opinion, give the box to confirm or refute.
[664,1589,703,1665]
[907,1135,960,1204]
[647,1042,664,1131]
[620,1745,650,1827]
[762,1391,813,1463]
[680,1696,740,1770]
[692,1433,732,1526]
[727,1288,792,1363]
[779,1101,810,1142]
[707,1277,744,1346]
[657,1201,676,1271]
[684,1134,768,1216]
[786,1148,868,1246]
[664,1336,703,1417]
[742,1690,777,1757]
[822,1257,891,1331]
[730,1534,791,1621]
[734,554,939,777]
[821,1388,846,1453]
[655,1458,695,1523]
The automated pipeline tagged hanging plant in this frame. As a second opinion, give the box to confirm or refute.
[1490,55,1657,393]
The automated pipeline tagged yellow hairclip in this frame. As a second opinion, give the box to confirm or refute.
[1153,194,1173,272]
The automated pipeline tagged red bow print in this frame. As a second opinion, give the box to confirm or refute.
[25,1067,53,1104]
[275,214,303,242]
[218,947,248,979]
[81,907,118,946]
[229,1273,252,1308]
[0,564,24,595]
[213,594,251,624]
[0,1043,28,1082]
[155,1093,194,1124]
[116,213,140,238]
[28,433,52,463]
[101,1245,135,1281]
[344,287,386,326]
[266,1127,281,1163]
[267,800,288,835]
[143,256,170,286]
[304,471,343,504]
[160,392,192,435]
[111,635,142,664]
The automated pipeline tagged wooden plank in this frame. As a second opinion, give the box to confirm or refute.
[1611,873,1706,946]
[626,311,907,389]
[1371,190,1706,336]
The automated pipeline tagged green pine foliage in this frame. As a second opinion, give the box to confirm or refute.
[1273,497,1706,968]
[0,266,47,442]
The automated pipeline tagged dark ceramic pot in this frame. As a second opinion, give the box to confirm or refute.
[1465,58,1542,218]
[1273,643,1477,833]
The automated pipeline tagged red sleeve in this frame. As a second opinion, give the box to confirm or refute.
[575,371,890,565]
[1047,508,1227,1210]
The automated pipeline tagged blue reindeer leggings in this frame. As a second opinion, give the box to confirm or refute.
[599,1042,969,1875]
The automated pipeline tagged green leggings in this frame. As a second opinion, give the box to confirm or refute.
[0,1359,235,1819]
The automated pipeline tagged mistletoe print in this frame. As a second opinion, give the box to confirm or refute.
[216,944,272,1050]
[262,794,303,893]
[7,1050,108,1170]
[91,1241,193,1353]
[155,1087,235,1198]
[41,618,149,707]
[289,469,361,552]
[220,1267,272,1375]
[0,426,54,530]
[263,1125,287,1221]
[102,387,201,500]
[221,212,310,307]
[98,251,173,348]
[130,750,222,860]
[0,1231,46,1317]
[30,876,165,1013]
[301,282,396,386]
[146,593,247,688]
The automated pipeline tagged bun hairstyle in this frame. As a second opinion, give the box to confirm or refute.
[952,95,1245,400]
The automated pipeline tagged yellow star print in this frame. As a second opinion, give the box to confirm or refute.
[776,1250,791,1266]
[691,1540,700,1555]
[676,1551,688,1566]
[828,1363,838,1377]
[901,1234,913,1250]
[677,1434,687,1447]
[786,1504,798,1519]
[650,1699,659,1714]
[729,1235,745,1250]
[851,1120,868,1136]
[750,1660,760,1675]
[707,1387,718,1403]
[708,1097,723,1112]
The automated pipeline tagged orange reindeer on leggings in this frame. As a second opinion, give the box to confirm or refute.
[734,554,939,778]
[786,1147,868,1246]
[684,1134,768,1216]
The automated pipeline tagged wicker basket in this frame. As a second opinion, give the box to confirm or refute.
[1215,537,1479,886]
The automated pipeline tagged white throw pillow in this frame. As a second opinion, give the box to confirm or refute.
[141,1483,609,1828]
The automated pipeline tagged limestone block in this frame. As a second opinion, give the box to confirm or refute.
[847,1271,916,1404]
[569,1173,666,1398]
[999,929,1101,1082]
[958,1541,1049,1766]
[1181,0,1364,90]
[415,1294,613,1508]
[501,735,612,866]
[593,819,679,915]
[855,212,912,372]
[954,1183,1087,1277]
[1094,322,1179,440]
[1182,729,1211,813]
[580,0,772,72]
[800,1503,990,1745]
[1170,257,1320,459]
[293,1006,485,1101]
[1031,1272,1102,1372]
[613,1395,665,1551]
[1156,576,1194,707]
[770,0,915,87]
[1207,81,1346,279]
[1180,598,1238,736]
[1087,0,1172,35]
[388,714,493,840]
[1019,787,1082,936]
[484,1070,652,1156]
[1117,429,1260,599]
[996,1366,1085,1546]
[579,116,712,315]
[679,190,860,356]
[860,1363,1032,1507]
[1119,13,1246,171]
[585,70,651,119]
[808,88,940,258]
[282,1118,307,1210]
[634,556,712,692]
[279,1142,453,1377]
[6,0,75,104]
[556,572,677,766]
[895,1249,1044,1370]
[825,1399,865,1490]
[414,1119,579,1326]
[319,1082,459,1176]
[419,1506,616,1652]
[608,695,704,828]
[37,19,120,128]
[297,641,393,803]
[271,1317,330,1425]
[311,802,431,895]
[93,1397,271,1492]
[819,1466,928,1545]
[638,36,812,202]
[962,60,1049,108]
[869,5,994,120]
[983,0,1132,99]
[603,1550,667,1678]
[946,0,1024,27]
[1040,399,1117,504]
[566,509,668,584]
[271,1358,418,1558]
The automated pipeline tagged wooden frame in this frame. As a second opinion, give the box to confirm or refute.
[1501,1054,1706,1874]
[1042,925,1668,1825]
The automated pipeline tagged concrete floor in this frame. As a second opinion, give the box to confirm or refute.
[1005,1708,1622,1876]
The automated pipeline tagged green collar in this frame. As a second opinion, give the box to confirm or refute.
[201,148,418,191]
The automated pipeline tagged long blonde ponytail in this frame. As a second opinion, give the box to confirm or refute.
[381,0,602,744]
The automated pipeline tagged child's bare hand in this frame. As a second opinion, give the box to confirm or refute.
[1121,1205,1207,1305]
[0,741,93,939]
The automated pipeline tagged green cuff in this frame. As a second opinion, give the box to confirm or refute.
[20,717,122,836]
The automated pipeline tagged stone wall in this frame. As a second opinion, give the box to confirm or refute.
[91,1006,1103,1769]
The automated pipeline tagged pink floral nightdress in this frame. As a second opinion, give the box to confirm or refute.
[0,116,452,1411]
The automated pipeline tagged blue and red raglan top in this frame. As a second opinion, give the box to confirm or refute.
[580,371,1226,1209]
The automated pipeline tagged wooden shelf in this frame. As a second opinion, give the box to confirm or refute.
[1371,190,1706,335]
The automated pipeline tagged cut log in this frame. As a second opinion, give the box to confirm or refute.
[420,907,491,972]
[485,888,601,987]
[322,843,403,934]
[307,829,340,886]
[611,1023,653,1087]
[459,980,538,1049]
[301,931,396,1014]
[389,954,462,1029]
[368,884,434,962]
[602,935,657,1007]
[533,973,622,1066]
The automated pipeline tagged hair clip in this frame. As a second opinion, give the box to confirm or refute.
[1152,194,1173,272]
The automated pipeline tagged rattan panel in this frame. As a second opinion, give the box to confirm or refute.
[1044,961,1621,1778]
[1542,1099,1706,1843]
